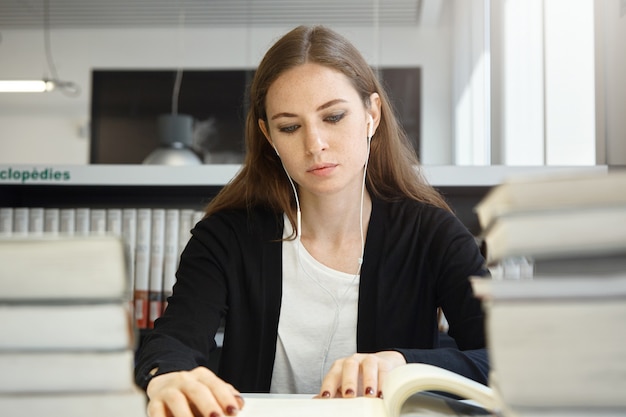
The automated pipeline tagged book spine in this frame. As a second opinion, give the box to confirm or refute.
[0,303,134,351]
[60,208,76,235]
[89,208,107,235]
[121,208,137,292]
[134,208,152,329]
[13,207,29,236]
[193,210,204,228]
[0,207,14,236]
[106,208,123,236]
[28,207,44,236]
[0,389,149,417]
[44,208,60,235]
[148,208,165,328]
[489,256,535,280]
[121,208,137,318]
[75,208,91,236]
[162,208,180,311]
[178,208,195,258]
[0,350,137,393]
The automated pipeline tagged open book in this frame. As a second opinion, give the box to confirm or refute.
[239,364,499,417]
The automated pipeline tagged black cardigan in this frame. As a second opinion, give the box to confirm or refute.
[135,197,490,392]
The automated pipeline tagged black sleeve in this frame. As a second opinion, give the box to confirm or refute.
[394,347,489,386]
[405,208,490,385]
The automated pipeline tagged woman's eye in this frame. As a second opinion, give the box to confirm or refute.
[325,113,345,123]
[279,124,299,134]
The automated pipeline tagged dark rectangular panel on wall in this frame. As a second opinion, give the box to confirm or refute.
[90,70,252,164]
[90,67,421,164]
[379,67,421,159]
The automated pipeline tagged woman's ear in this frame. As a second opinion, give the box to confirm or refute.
[368,92,382,133]
[259,119,280,157]
[258,118,271,142]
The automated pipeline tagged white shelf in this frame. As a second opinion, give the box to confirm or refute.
[421,165,608,186]
[0,164,608,187]
[0,164,242,186]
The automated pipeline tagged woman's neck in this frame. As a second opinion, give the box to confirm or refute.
[297,191,372,274]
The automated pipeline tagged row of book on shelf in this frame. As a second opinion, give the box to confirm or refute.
[0,206,205,330]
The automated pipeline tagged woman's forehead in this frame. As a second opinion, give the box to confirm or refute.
[265,63,360,113]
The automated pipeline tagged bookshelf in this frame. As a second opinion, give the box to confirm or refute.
[0,165,240,209]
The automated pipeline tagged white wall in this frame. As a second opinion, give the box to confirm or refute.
[490,0,598,166]
[452,0,491,165]
[0,21,454,165]
[498,0,547,165]
[544,0,597,165]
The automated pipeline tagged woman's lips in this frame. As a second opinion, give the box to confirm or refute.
[307,163,338,176]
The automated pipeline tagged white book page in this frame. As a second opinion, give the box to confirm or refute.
[239,396,384,417]
[382,364,498,416]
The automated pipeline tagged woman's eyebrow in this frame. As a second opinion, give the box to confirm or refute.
[270,111,297,121]
[317,99,347,111]
[270,99,348,121]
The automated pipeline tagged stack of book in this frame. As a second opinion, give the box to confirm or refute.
[0,235,147,417]
[474,170,626,277]
[471,170,626,416]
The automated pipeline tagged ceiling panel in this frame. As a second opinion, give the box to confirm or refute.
[0,0,423,28]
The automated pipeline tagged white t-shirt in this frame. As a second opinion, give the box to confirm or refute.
[270,214,360,394]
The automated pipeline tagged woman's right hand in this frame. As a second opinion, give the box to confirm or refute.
[146,367,245,417]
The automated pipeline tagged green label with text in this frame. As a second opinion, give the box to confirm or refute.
[0,167,71,183]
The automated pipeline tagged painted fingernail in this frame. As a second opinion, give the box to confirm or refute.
[365,387,375,396]
[344,388,355,397]
[377,391,383,398]
[226,405,238,416]
[235,395,245,408]
[321,391,331,398]
[210,412,220,417]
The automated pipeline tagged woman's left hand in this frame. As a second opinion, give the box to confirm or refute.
[318,351,407,399]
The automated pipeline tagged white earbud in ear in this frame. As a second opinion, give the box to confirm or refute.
[368,115,374,139]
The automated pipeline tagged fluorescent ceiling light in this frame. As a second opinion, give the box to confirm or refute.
[0,80,55,93]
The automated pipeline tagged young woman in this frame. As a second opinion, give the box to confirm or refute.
[135,25,489,417]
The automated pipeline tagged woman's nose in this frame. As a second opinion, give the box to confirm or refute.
[303,124,328,155]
